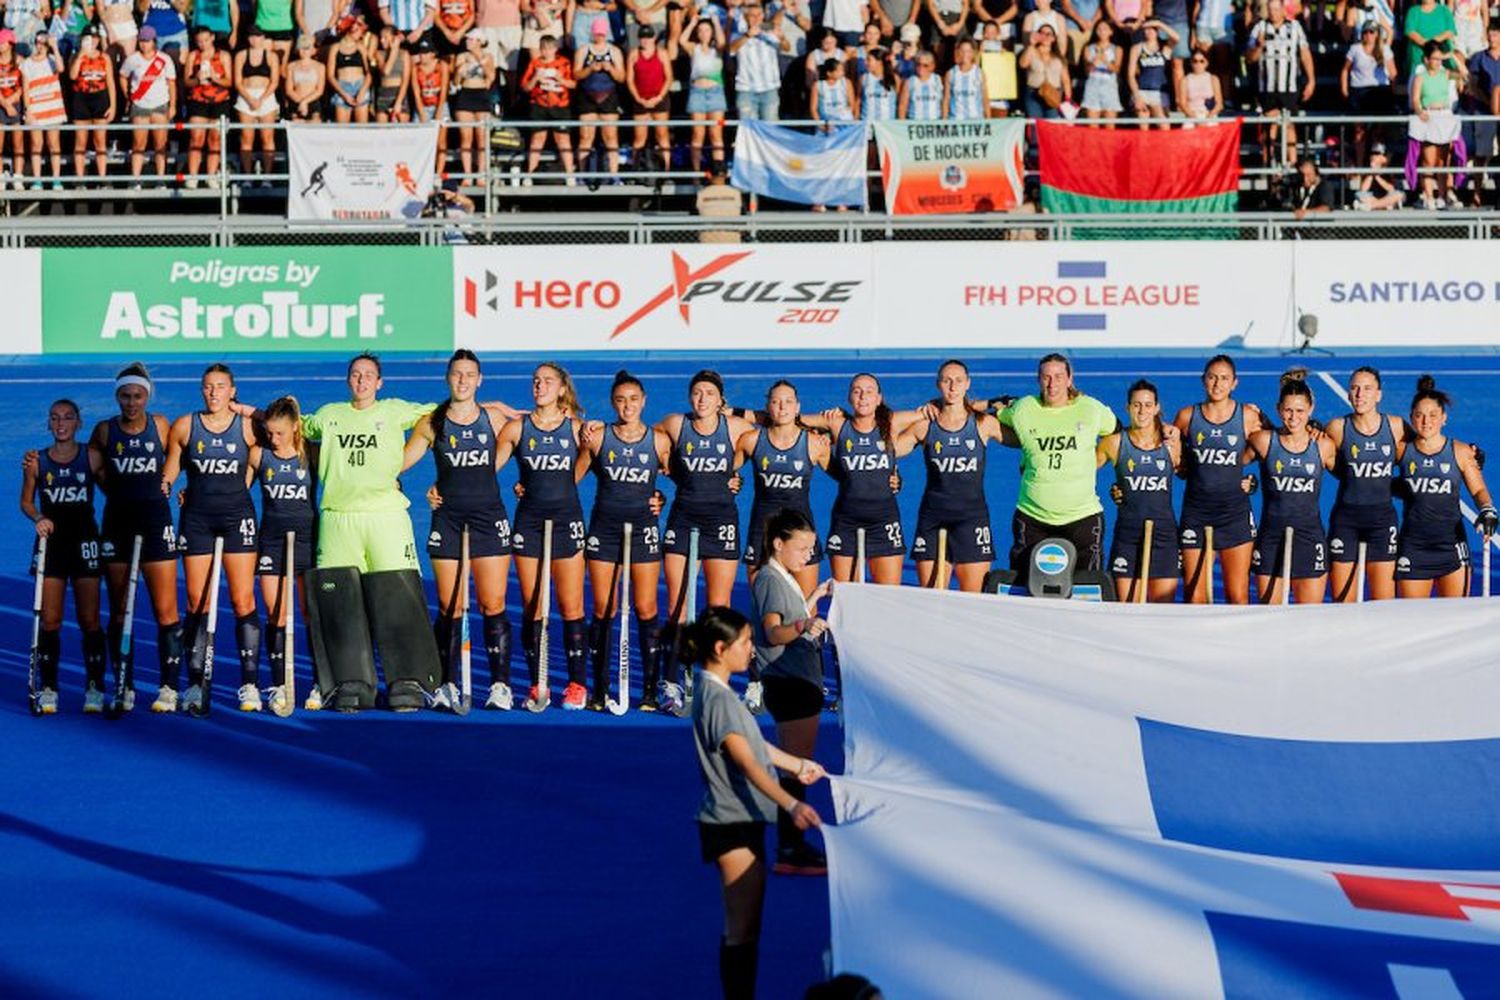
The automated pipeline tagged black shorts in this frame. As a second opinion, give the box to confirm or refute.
[698,820,767,863]
[429,502,514,560]
[1260,90,1300,113]
[181,502,258,556]
[34,530,103,580]
[1108,519,1180,580]
[762,674,823,723]
[1347,86,1391,117]
[576,89,621,115]
[186,98,232,120]
[914,507,994,565]
[452,88,491,114]
[1396,533,1470,581]
[530,102,572,122]
[1179,498,1256,550]
[70,90,111,120]
[824,502,905,559]
[101,502,180,564]
[586,511,663,564]
[434,29,468,56]
[665,505,740,560]
[256,521,316,576]
[1252,521,1328,579]
[1009,509,1102,579]
[511,504,586,559]
[1328,504,1399,563]
[260,26,295,41]
[743,508,821,566]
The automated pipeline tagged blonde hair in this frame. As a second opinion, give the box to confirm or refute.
[538,362,583,418]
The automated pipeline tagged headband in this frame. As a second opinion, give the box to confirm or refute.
[116,374,153,398]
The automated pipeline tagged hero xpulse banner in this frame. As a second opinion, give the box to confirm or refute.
[873,119,1026,215]
[826,584,1500,999]
[287,123,437,222]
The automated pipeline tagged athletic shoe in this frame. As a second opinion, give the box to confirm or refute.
[485,682,513,710]
[238,685,263,712]
[524,685,549,711]
[658,680,686,717]
[429,683,454,712]
[83,686,106,714]
[638,687,659,712]
[743,681,765,716]
[773,844,828,877]
[267,685,290,715]
[561,682,588,711]
[304,686,323,711]
[151,686,178,713]
[38,688,58,714]
[120,688,136,713]
[182,684,204,713]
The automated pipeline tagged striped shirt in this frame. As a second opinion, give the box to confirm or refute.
[1250,17,1307,94]
[733,29,783,92]
[947,64,984,119]
[861,74,896,120]
[903,73,942,120]
[20,54,65,123]
[380,0,438,31]
[816,78,853,120]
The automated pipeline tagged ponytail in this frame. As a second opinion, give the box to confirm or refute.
[756,507,816,570]
[538,361,583,419]
[679,606,751,667]
[264,396,307,466]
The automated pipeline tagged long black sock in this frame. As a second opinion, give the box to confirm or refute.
[522,616,540,688]
[777,776,808,852]
[483,613,510,687]
[82,629,107,690]
[265,624,287,688]
[235,613,261,688]
[588,616,610,697]
[719,937,759,1000]
[182,612,206,686]
[158,621,182,689]
[107,619,127,687]
[433,615,455,684]
[37,628,60,690]
[637,614,662,696]
[564,617,588,686]
[659,621,680,686]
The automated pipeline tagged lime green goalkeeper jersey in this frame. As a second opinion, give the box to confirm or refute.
[301,398,435,513]
[998,393,1117,524]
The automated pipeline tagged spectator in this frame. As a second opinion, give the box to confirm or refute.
[897,46,942,116]
[1191,0,1235,103]
[193,0,240,50]
[257,0,297,62]
[623,0,668,48]
[944,35,985,117]
[626,24,671,172]
[1350,142,1403,209]
[1151,0,1189,85]
[1247,0,1313,165]
[183,26,231,185]
[852,20,882,77]
[824,0,868,50]
[893,23,920,76]
[52,0,96,62]
[1177,44,1223,119]
[803,28,849,94]
[1021,0,1064,52]
[729,3,785,121]
[1339,0,1393,46]
[521,0,568,57]
[4,0,49,57]
[860,45,897,117]
[0,30,18,188]
[452,30,496,177]
[233,28,280,184]
[1454,0,1485,57]
[410,40,450,168]
[1340,21,1394,164]
[520,33,576,181]
[1464,20,1500,205]
[1104,0,1142,36]
[696,160,742,241]
[1078,19,1122,123]
[927,0,970,67]
[778,0,814,67]
[1061,0,1100,66]
[574,19,624,181]
[98,0,137,58]
[572,0,615,51]
[874,0,917,42]
[680,11,726,173]
[285,32,327,121]
[1019,21,1066,117]
[297,0,343,44]
[472,0,523,98]
[1127,21,1172,125]
[120,27,175,186]
[1409,38,1465,209]
[374,24,412,120]
[67,29,114,185]
[975,0,1019,40]
[1289,156,1333,218]
[811,54,856,125]
[20,30,63,188]
[382,0,438,46]
[1403,0,1454,77]
[327,25,374,122]
[978,18,1016,113]
[435,0,477,61]
[141,0,190,60]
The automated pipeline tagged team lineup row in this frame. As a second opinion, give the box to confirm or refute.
[21,351,1496,717]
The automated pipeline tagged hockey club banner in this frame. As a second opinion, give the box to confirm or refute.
[287,124,437,222]
[873,119,1026,215]
[825,585,1500,998]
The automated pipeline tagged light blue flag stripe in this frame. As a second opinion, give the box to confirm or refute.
[731,121,866,207]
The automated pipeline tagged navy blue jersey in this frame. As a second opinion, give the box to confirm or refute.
[433,407,500,506]
[36,446,96,526]
[258,450,316,530]
[830,419,897,510]
[1115,433,1175,531]
[103,416,167,504]
[1333,414,1397,509]
[516,415,579,509]
[921,414,986,517]
[669,414,736,511]
[1184,403,1249,506]
[1399,439,1464,545]
[592,423,658,515]
[750,429,814,516]
[184,413,250,507]
[1261,434,1324,526]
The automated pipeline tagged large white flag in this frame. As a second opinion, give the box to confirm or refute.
[287,124,437,222]
[826,585,1500,999]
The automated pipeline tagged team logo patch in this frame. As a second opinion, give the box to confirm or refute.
[226,443,237,454]
[1227,435,1238,446]
[144,442,154,453]
[513,531,525,546]
[1112,556,1128,572]
[429,531,442,544]
[1330,538,1345,554]
[827,534,842,548]
[258,555,273,571]
[912,536,927,552]
[1398,556,1411,570]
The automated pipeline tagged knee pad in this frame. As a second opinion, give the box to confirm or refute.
[361,569,442,699]
[305,566,377,710]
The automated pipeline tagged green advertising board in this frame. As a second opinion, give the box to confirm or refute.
[43,246,453,353]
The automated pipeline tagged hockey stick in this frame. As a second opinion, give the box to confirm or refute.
[606,521,633,716]
[684,527,700,703]
[27,536,47,717]
[1486,530,1493,599]
[270,531,297,718]
[455,526,472,716]
[1136,520,1154,605]
[526,519,553,713]
[854,527,866,583]
[1280,525,1293,606]
[104,535,142,719]
[1355,541,1367,604]
[933,528,948,590]
[1201,525,1216,604]
[186,537,224,718]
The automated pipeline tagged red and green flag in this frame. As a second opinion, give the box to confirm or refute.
[1037,120,1241,214]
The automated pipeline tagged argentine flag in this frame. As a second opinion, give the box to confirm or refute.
[731,121,866,208]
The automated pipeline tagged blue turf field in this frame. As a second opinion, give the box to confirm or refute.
[1,350,1497,998]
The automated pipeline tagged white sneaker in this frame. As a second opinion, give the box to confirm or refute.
[743,680,765,716]
[485,681,514,710]
[185,176,199,189]
[121,688,136,712]
[304,686,324,711]
[151,686,178,713]
[182,684,204,712]
[267,685,290,715]
[429,683,453,711]
[38,688,58,714]
[83,686,106,714]
[238,684,262,712]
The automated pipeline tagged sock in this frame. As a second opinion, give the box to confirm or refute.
[637,614,662,695]
[83,629,107,690]
[659,621,680,687]
[719,937,759,1000]
[483,613,511,687]
[182,612,206,686]
[37,628,60,690]
[522,616,540,688]
[777,776,808,852]
[265,624,287,688]
[107,619,128,687]
[158,621,183,689]
[563,618,588,686]
[588,616,610,697]
[235,614,262,688]
[433,615,455,684]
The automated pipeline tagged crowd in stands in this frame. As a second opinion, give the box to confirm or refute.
[0,0,1497,202]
